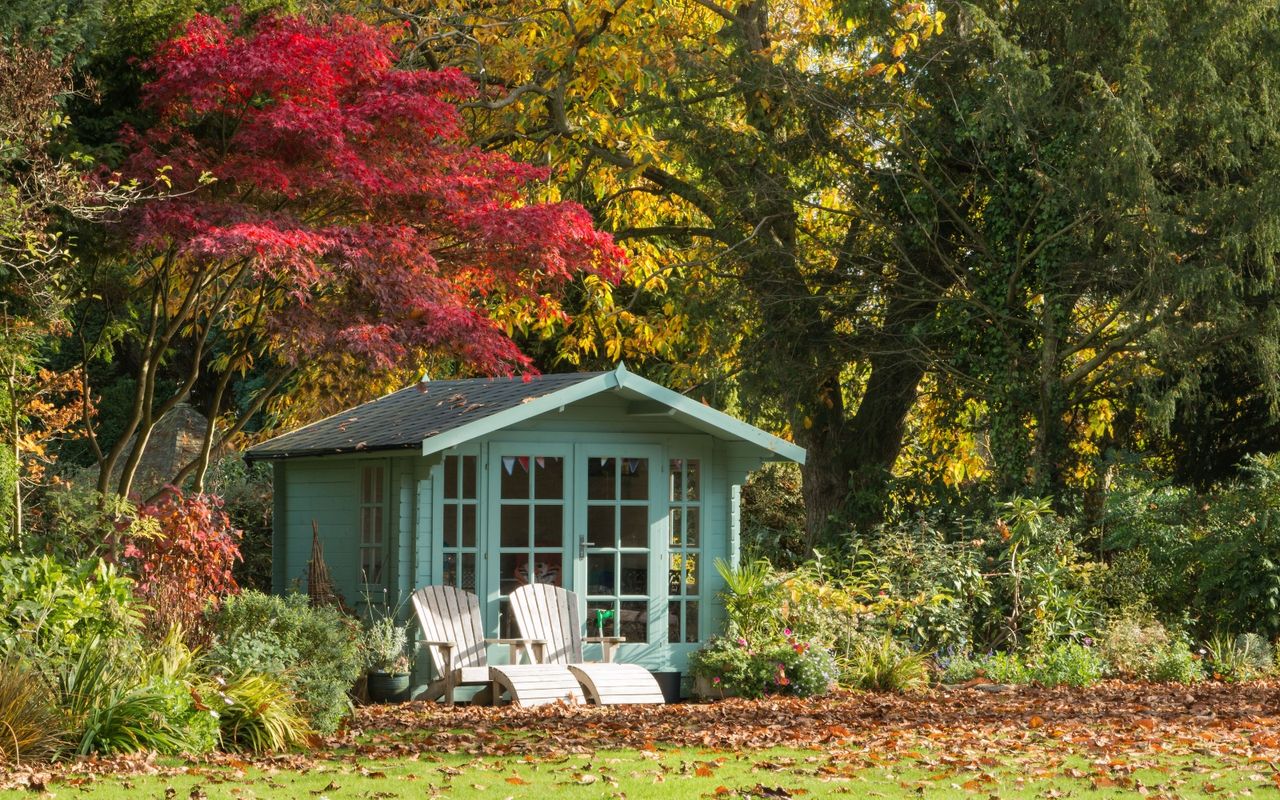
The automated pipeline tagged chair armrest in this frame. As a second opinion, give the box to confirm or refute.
[487,638,546,664]
[419,640,457,648]
[584,636,627,644]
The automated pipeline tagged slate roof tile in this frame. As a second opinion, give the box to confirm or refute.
[245,372,604,460]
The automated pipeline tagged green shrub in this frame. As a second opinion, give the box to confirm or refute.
[1098,613,1171,679]
[689,636,771,698]
[978,651,1032,684]
[1106,455,1280,639]
[1031,640,1107,688]
[1098,613,1208,683]
[855,513,990,650]
[0,555,140,664]
[689,633,839,698]
[989,498,1102,651]
[938,651,980,684]
[1150,642,1205,683]
[210,672,310,753]
[0,657,65,763]
[844,636,930,693]
[208,591,362,733]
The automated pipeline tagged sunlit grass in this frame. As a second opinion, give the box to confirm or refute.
[2,744,1272,798]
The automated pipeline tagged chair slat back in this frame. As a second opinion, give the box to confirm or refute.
[509,583,583,664]
[411,585,487,675]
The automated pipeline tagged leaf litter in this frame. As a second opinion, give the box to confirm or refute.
[3,680,1279,796]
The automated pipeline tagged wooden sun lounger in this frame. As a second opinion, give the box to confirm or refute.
[509,583,666,705]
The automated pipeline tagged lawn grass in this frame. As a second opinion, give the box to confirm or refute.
[3,745,1272,799]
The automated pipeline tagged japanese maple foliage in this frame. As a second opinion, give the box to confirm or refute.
[121,12,625,374]
[127,489,242,640]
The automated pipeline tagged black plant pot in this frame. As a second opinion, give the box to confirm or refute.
[368,671,411,703]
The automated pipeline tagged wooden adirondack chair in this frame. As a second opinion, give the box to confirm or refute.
[410,585,584,706]
[509,583,666,705]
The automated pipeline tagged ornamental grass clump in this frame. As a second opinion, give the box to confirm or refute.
[845,635,930,693]
[211,672,310,753]
[0,658,65,763]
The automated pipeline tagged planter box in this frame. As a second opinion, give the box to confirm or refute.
[693,675,738,699]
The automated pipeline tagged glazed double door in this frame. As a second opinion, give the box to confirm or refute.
[487,443,663,647]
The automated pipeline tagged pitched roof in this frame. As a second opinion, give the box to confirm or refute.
[245,372,604,460]
[245,365,805,464]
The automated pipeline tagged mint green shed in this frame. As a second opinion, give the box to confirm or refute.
[245,365,804,678]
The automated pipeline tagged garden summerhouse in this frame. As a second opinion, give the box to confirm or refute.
[245,365,805,682]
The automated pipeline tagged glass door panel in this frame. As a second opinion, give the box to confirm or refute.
[580,449,661,644]
[490,447,570,638]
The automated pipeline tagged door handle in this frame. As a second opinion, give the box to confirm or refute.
[578,533,588,559]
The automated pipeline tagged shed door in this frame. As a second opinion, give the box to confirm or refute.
[486,443,574,639]
[574,444,666,651]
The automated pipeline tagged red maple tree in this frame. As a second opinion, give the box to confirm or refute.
[94,13,625,497]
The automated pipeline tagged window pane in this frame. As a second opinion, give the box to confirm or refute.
[500,504,529,548]
[685,508,700,547]
[443,456,459,499]
[620,506,648,548]
[685,460,700,500]
[460,553,476,592]
[498,598,516,638]
[533,505,562,548]
[372,507,383,543]
[442,504,458,547]
[620,600,647,643]
[668,601,681,644]
[669,554,683,595]
[443,553,457,587]
[373,467,383,501]
[619,457,648,500]
[525,554,562,586]
[534,456,564,499]
[500,456,530,499]
[620,552,647,595]
[587,554,615,594]
[362,549,382,585]
[685,600,700,643]
[669,459,683,501]
[587,601,617,637]
[586,505,614,548]
[685,553,699,592]
[462,455,478,499]
[669,506,682,546]
[499,554,524,597]
[362,468,371,503]
[461,505,477,548]
[588,457,616,500]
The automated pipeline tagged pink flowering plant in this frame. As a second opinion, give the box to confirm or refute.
[689,629,838,698]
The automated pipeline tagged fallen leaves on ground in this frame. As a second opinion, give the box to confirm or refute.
[346,680,1280,763]
[3,680,1279,793]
